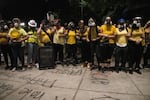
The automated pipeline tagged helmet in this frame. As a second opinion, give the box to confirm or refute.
[118,18,125,23]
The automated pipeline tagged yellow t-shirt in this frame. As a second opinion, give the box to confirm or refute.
[8,27,27,39]
[100,24,116,44]
[67,30,76,44]
[8,27,27,46]
[130,27,145,46]
[26,30,38,43]
[39,29,51,43]
[9,29,20,39]
[0,32,9,45]
[53,27,65,45]
[115,28,128,46]
[79,26,89,40]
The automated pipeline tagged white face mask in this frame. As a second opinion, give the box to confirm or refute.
[88,22,96,26]
[4,25,8,29]
[14,23,19,28]
[117,24,121,28]
[88,18,96,26]
[133,20,137,24]
[118,24,124,30]
[133,20,141,28]
[136,23,141,27]
[104,20,112,25]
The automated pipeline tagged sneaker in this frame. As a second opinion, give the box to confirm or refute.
[129,70,133,74]
[60,62,64,66]
[134,69,141,74]
[98,65,101,71]
[81,63,87,68]
[11,67,16,72]
[116,69,119,73]
[72,63,76,66]
[35,63,39,68]
[87,63,91,69]
[99,63,103,67]
[81,64,84,68]
[101,67,105,73]
[27,65,31,68]
[22,68,26,71]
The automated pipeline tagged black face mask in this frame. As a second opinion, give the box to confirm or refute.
[119,25,124,30]
[132,23,139,29]
[105,20,112,25]
[132,20,141,28]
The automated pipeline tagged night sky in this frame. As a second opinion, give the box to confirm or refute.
[0,0,150,24]
[0,0,70,22]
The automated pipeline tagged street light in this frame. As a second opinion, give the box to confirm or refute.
[79,0,88,19]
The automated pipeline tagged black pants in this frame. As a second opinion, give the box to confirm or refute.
[115,46,128,68]
[53,44,64,62]
[90,41,98,65]
[66,44,77,61]
[128,41,143,69]
[1,44,13,67]
[81,41,91,63]
[11,44,25,68]
[97,43,114,63]
[143,43,150,66]
[0,51,1,64]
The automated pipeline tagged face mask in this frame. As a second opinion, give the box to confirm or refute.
[120,25,124,30]
[118,24,124,30]
[132,23,139,29]
[14,23,19,28]
[133,20,137,24]
[117,24,120,28]
[136,23,141,27]
[133,20,141,27]
[4,25,8,29]
[105,20,112,25]
[88,22,96,26]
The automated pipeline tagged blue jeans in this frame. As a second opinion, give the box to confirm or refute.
[27,43,38,65]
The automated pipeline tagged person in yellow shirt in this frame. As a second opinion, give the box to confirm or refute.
[114,18,129,73]
[77,20,91,68]
[0,20,13,69]
[87,17,99,69]
[53,19,66,65]
[65,21,77,66]
[128,17,144,74]
[26,20,38,68]
[37,19,54,46]
[8,18,29,71]
[98,17,116,73]
[143,20,150,68]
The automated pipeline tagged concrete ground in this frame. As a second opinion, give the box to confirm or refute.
[0,62,150,100]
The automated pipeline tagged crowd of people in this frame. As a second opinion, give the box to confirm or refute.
[0,15,150,74]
